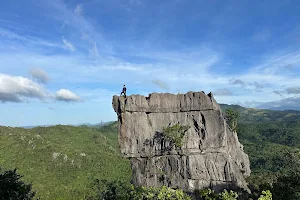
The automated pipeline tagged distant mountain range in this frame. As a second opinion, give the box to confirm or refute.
[19,101,300,128]
[21,121,113,129]
[255,96,300,111]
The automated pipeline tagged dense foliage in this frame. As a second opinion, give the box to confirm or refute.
[0,168,36,200]
[88,179,192,200]
[87,179,272,200]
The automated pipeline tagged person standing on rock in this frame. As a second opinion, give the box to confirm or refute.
[120,85,127,98]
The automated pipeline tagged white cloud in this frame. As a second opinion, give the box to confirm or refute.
[29,68,50,84]
[62,37,76,52]
[0,73,49,103]
[55,89,81,102]
[74,4,83,16]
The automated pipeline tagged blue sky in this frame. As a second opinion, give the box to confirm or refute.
[1,0,300,126]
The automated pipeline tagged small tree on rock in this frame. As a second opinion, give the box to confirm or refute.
[225,108,240,132]
[163,123,190,148]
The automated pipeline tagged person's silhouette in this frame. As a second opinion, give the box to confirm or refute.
[120,85,127,97]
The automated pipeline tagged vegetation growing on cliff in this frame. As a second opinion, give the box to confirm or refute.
[162,124,190,148]
[224,108,240,132]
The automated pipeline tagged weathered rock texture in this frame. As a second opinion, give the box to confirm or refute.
[112,91,251,192]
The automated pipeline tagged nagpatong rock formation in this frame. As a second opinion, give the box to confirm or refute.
[112,91,251,192]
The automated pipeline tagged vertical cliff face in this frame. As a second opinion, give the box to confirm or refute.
[112,91,251,192]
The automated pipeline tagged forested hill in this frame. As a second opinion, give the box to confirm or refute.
[220,104,300,149]
[220,104,300,187]
[0,123,131,199]
[1,105,300,199]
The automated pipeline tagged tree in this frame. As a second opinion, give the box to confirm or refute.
[272,150,300,200]
[225,108,240,132]
[0,168,36,200]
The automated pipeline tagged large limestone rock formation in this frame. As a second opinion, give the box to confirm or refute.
[112,91,250,192]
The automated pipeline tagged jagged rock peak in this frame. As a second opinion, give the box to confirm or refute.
[112,91,251,192]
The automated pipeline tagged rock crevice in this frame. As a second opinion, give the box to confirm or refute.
[112,91,250,192]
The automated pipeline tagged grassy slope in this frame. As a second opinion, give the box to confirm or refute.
[0,123,131,200]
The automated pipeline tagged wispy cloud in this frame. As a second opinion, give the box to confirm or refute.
[89,42,99,57]
[251,29,272,43]
[251,82,264,89]
[213,88,233,96]
[129,0,143,6]
[230,79,246,87]
[0,27,63,50]
[152,79,169,90]
[48,106,56,110]
[273,90,285,97]
[286,86,300,94]
[74,4,82,16]
[62,37,76,52]
[47,0,113,54]
[250,50,300,75]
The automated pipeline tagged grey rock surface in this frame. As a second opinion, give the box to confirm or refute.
[112,91,251,192]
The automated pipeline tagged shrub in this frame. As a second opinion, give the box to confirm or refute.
[258,190,272,200]
[163,124,190,148]
[89,179,191,200]
[199,189,238,200]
